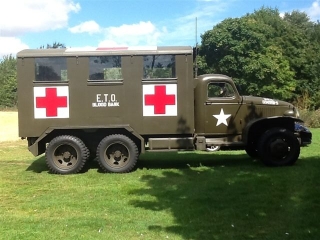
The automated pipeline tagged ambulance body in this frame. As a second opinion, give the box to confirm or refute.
[17,46,310,174]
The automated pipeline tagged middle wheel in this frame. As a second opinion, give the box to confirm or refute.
[96,134,139,173]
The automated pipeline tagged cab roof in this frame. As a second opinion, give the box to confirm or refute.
[17,46,193,58]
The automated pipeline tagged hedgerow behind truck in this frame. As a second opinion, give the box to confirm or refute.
[17,46,311,174]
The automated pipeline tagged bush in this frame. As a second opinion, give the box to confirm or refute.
[299,109,320,128]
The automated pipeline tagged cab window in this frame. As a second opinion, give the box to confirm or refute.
[208,82,235,98]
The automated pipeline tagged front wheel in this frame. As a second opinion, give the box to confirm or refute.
[258,128,300,166]
[245,143,259,159]
[96,134,139,173]
[45,135,89,174]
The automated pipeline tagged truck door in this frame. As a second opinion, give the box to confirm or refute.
[205,82,243,135]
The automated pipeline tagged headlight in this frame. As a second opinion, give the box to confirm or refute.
[294,107,300,118]
[284,106,300,118]
[284,109,295,116]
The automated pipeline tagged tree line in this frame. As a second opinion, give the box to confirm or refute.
[1,8,320,109]
[0,55,17,108]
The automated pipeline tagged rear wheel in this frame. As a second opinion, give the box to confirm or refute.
[97,134,139,173]
[45,135,89,174]
[258,128,300,166]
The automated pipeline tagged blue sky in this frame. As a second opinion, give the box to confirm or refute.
[0,0,319,57]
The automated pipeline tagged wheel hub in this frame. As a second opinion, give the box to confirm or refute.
[114,150,122,159]
[53,145,78,169]
[62,151,71,160]
[104,143,129,167]
[270,139,288,158]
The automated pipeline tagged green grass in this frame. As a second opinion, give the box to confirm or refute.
[1,130,320,240]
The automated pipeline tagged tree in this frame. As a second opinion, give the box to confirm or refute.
[40,42,66,49]
[199,9,295,100]
[199,7,320,104]
[0,55,17,107]
[282,13,320,108]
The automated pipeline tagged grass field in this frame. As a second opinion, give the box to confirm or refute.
[1,112,320,239]
[0,111,19,142]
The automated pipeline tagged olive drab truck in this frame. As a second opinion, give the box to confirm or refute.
[17,46,312,174]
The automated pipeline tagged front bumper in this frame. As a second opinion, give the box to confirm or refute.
[295,123,312,146]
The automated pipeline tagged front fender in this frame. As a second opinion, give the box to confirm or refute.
[242,116,303,144]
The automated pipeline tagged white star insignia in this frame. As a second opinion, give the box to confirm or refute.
[213,108,231,126]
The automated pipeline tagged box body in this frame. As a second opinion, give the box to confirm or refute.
[17,47,195,138]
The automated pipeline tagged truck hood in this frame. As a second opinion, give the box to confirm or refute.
[242,96,293,107]
[241,96,299,118]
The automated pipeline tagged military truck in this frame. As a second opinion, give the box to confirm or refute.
[17,46,311,174]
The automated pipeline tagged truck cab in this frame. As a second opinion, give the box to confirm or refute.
[194,74,310,164]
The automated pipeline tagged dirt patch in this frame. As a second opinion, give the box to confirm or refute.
[0,112,19,142]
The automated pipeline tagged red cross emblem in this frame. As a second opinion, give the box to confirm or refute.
[143,84,177,116]
[34,86,69,119]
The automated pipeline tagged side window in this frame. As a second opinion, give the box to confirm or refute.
[35,57,67,81]
[143,55,175,79]
[208,82,235,98]
[89,56,122,80]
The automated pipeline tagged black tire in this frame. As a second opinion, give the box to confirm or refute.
[45,135,89,174]
[258,128,300,166]
[245,143,260,159]
[96,134,139,173]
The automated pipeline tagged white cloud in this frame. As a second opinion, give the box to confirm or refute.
[99,21,166,46]
[0,37,29,58]
[160,0,232,45]
[97,0,231,47]
[0,0,80,37]
[0,0,80,57]
[282,0,320,22]
[63,0,233,48]
[306,0,320,21]
[69,20,101,34]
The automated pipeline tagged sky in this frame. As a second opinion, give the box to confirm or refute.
[0,0,320,58]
